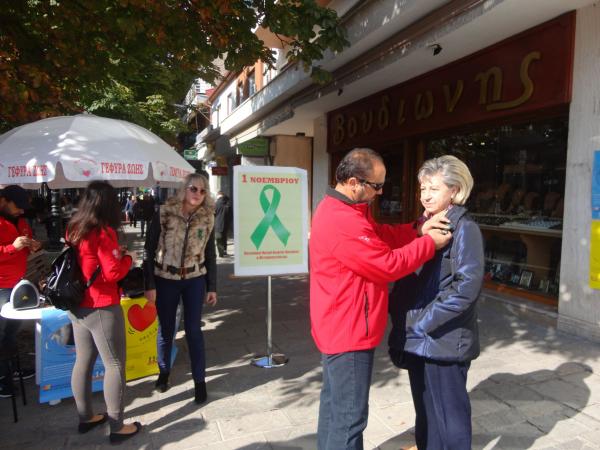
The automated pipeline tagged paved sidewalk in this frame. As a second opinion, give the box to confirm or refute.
[1,225,600,449]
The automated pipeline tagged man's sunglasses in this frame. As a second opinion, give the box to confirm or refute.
[358,179,384,191]
[187,185,207,195]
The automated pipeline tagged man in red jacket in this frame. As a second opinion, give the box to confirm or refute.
[0,185,41,397]
[310,148,452,450]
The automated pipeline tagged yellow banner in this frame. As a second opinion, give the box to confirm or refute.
[121,296,159,381]
[590,221,600,289]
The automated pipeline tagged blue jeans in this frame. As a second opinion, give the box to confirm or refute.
[155,276,206,382]
[0,288,20,386]
[406,353,471,450]
[317,349,375,450]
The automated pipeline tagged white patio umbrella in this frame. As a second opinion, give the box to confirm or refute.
[0,114,195,189]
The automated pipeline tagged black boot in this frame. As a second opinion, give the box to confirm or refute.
[194,381,207,404]
[154,372,169,393]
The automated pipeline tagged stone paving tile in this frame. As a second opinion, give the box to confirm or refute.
[148,421,222,450]
[534,437,600,450]
[217,410,292,440]
[263,423,317,449]
[363,413,395,441]
[279,401,319,426]
[571,409,600,431]
[528,378,593,411]
[371,428,416,450]
[527,412,594,441]
[370,402,416,434]
[482,380,546,408]
[581,429,600,447]
[193,433,271,450]
[515,399,571,420]
[473,408,529,432]
[582,403,600,421]
[470,387,512,417]
[481,421,545,449]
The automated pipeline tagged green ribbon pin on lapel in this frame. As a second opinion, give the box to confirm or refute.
[250,184,291,249]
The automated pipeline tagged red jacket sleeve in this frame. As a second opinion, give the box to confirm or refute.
[0,218,31,262]
[97,228,132,282]
[373,221,418,249]
[332,220,435,285]
[0,243,19,261]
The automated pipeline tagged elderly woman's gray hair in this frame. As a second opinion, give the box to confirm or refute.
[176,173,215,209]
[418,155,474,205]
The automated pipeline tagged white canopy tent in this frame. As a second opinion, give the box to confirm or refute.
[0,114,195,189]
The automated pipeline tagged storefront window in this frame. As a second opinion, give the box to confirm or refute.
[379,151,405,220]
[425,117,568,299]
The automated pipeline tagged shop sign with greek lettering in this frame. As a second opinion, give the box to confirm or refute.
[233,165,308,276]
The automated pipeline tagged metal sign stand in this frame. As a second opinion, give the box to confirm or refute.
[251,276,288,368]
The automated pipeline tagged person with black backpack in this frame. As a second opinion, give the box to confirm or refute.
[65,181,142,444]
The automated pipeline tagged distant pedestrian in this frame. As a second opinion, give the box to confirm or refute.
[138,193,155,238]
[131,196,141,228]
[143,173,217,404]
[129,196,138,227]
[214,191,232,257]
[123,195,134,224]
[388,155,484,450]
[66,181,142,443]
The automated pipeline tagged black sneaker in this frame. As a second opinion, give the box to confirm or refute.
[13,368,35,381]
[0,385,13,398]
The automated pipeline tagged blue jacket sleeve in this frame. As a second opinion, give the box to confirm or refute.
[407,220,484,336]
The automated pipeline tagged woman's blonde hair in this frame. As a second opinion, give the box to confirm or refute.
[176,173,215,210]
[418,155,474,205]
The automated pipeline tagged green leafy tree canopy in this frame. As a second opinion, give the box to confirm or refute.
[0,0,348,134]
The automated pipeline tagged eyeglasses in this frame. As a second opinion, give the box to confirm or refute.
[358,179,384,191]
[187,185,206,195]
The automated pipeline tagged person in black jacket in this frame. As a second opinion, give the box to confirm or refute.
[214,191,232,257]
[388,155,484,450]
[138,193,155,238]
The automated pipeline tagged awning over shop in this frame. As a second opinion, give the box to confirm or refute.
[196,143,211,161]
[236,137,269,156]
[214,135,235,157]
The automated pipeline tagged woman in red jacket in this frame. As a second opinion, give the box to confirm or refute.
[67,181,142,444]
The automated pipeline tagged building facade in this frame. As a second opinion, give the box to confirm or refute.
[196,0,600,342]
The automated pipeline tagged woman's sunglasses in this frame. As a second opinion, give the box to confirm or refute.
[187,185,207,195]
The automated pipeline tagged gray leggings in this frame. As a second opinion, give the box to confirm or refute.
[68,305,126,432]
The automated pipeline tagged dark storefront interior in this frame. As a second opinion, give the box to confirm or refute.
[374,116,568,303]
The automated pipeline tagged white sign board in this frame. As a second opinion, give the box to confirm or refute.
[233,165,308,276]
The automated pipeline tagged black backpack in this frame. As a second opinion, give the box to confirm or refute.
[43,244,101,311]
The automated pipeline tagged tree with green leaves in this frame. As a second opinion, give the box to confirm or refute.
[0,0,348,141]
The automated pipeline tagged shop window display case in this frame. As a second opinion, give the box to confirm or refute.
[426,117,567,301]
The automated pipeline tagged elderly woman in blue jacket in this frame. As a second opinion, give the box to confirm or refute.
[388,155,484,450]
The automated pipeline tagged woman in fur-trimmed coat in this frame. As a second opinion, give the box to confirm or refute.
[143,173,217,404]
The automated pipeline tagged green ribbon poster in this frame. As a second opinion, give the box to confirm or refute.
[250,185,291,249]
[234,166,308,277]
